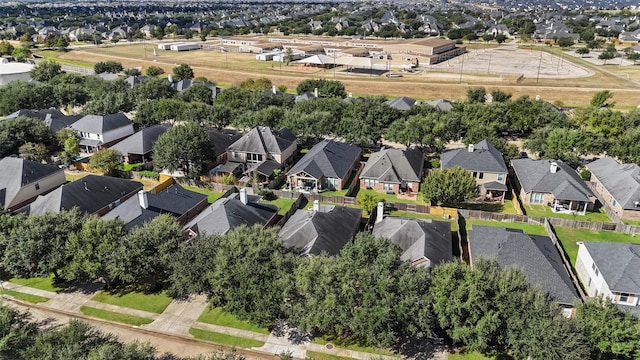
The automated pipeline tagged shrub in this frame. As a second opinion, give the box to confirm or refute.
[139,170,160,180]
[258,190,277,201]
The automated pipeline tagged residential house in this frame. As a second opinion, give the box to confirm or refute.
[469,225,580,315]
[359,148,424,195]
[227,126,297,167]
[0,157,66,212]
[287,140,361,192]
[279,200,362,256]
[511,158,595,214]
[183,188,279,236]
[372,203,451,270]
[110,124,170,164]
[587,157,640,222]
[575,241,640,315]
[0,108,64,122]
[97,72,120,81]
[384,96,416,111]
[207,128,243,164]
[441,140,508,202]
[124,75,148,88]
[28,175,143,216]
[425,99,454,111]
[70,113,135,153]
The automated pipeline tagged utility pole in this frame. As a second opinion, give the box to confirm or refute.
[536,51,542,83]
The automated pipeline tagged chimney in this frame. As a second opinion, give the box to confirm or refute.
[138,190,148,209]
[348,92,352,98]
[167,74,173,83]
[468,144,474,153]
[272,85,277,94]
[376,202,384,224]
[550,161,558,174]
[314,87,318,98]
[240,188,248,205]
[313,200,320,211]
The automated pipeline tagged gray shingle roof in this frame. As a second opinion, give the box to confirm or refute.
[45,114,82,134]
[207,128,242,158]
[0,108,64,122]
[384,96,416,111]
[581,242,640,295]
[373,217,451,269]
[587,157,640,210]
[279,205,362,256]
[441,139,507,173]
[425,99,454,111]
[110,124,170,156]
[288,140,361,180]
[511,158,592,202]
[360,148,423,183]
[71,113,133,134]
[0,157,64,210]
[469,225,579,305]
[227,126,296,157]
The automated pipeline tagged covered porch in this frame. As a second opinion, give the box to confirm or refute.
[482,181,507,204]
[551,198,589,215]
[288,170,321,193]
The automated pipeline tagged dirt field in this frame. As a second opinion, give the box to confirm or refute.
[47,42,640,107]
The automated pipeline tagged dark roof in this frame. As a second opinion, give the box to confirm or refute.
[384,96,416,111]
[1,108,65,122]
[246,160,281,177]
[360,148,423,183]
[207,128,242,158]
[373,217,451,269]
[228,126,296,157]
[288,140,361,180]
[581,242,640,295]
[483,181,508,191]
[511,158,592,202]
[0,157,64,210]
[469,225,579,305]
[110,124,170,156]
[71,113,133,134]
[441,139,507,173]
[279,205,362,256]
[425,99,454,111]
[29,175,143,215]
[587,157,640,210]
[45,114,82,134]
[183,191,278,235]
[124,75,148,87]
[215,161,244,174]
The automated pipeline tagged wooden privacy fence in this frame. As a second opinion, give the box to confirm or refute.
[544,219,587,301]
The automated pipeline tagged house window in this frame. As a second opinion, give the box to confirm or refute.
[35,182,40,190]
[612,199,617,207]
[247,153,263,163]
[592,263,599,277]
[497,173,504,181]
[619,293,630,303]
[472,171,478,178]
[478,172,484,180]
[530,192,544,204]
[383,183,394,191]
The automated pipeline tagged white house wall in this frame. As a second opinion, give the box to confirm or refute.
[576,243,612,299]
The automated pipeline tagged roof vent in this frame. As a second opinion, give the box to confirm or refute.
[635,201,640,208]
[550,161,558,174]
[468,144,474,153]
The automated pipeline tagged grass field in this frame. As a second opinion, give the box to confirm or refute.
[188,328,265,348]
[311,336,397,357]
[306,351,355,360]
[182,185,224,203]
[523,204,611,222]
[259,197,297,215]
[91,291,173,314]
[1,289,50,304]
[464,219,547,236]
[357,188,427,205]
[197,307,270,334]
[9,276,65,292]
[553,227,640,266]
[80,306,154,326]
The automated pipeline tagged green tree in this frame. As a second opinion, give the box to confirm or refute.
[30,60,62,82]
[0,305,37,357]
[296,79,346,98]
[466,87,486,103]
[11,46,31,61]
[94,61,123,74]
[172,63,194,81]
[490,89,512,103]
[18,142,48,162]
[177,84,214,104]
[168,233,220,297]
[627,52,640,65]
[145,66,165,77]
[557,37,575,47]
[152,122,213,177]
[356,191,382,215]
[590,90,614,108]
[598,50,615,64]
[0,116,51,157]
[421,166,476,206]
[88,148,123,176]
[0,40,14,55]
[576,47,590,57]
[240,78,273,91]
[123,68,141,76]
[131,77,175,103]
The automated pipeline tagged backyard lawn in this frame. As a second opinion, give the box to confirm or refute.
[182,185,224,203]
[9,276,65,292]
[260,197,297,216]
[523,204,611,223]
[197,307,270,334]
[458,198,518,214]
[464,219,547,236]
[356,188,427,205]
[188,328,265,348]
[91,291,173,314]
[80,306,154,326]
[1,289,50,304]
[553,227,640,266]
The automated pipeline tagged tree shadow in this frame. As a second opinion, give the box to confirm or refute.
[59,280,105,295]
[394,334,446,360]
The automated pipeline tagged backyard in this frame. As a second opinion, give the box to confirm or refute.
[182,185,224,203]
[259,196,297,215]
[553,227,640,266]
[523,204,611,223]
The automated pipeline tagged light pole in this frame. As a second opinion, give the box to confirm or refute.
[536,51,542,84]
[459,54,464,83]
[221,47,228,68]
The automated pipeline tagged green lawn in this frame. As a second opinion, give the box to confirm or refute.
[9,276,65,292]
[91,291,173,314]
[306,351,354,360]
[458,199,517,214]
[356,188,427,205]
[448,351,494,360]
[388,210,458,231]
[197,307,270,335]
[80,306,154,326]
[622,219,640,226]
[523,204,612,223]
[188,328,265,348]
[465,220,548,236]
[260,197,297,216]
[182,185,224,203]
[311,336,397,357]
[321,172,357,197]
[554,227,640,266]
[1,289,50,304]
[117,163,143,171]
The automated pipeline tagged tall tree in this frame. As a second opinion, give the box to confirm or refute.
[88,148,124,176]
[172,64,194,81]
[94,61,123,74]
[30,60,62,82]
[421,166,476,206]
[152,122,213,178]
[0,305,37,358]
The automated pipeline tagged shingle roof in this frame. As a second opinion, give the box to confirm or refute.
[441,139,507,173]
[227,126,296,157]
[279,205,362,256]
[110,124,170,156]
[0,108,64,122]
[511,158,592,202]
[45,114,82,134]
[0,157,64,210]
[425,99,454,111]
[384,96,416,111]
[360,148,423,183]
[288,140,361,180]
[71,113,133,134]
[207,128,242,158]
[581,242,640,295]
[587,157,640,210]
[373,217,451,269]
[469,225,579,305]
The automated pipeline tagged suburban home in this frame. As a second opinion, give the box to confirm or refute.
[359,148,424,195]
[28,175,143,216]
[226,126,297,168]
[110,124,171,164]
[441,140,508,202]
[207,128,243,164]
[0,108,65,122]
[0,157,66,212]
[586,157,640,222]
[469,225,580,315]
[279,200,362,256]
[287,140,361,192]
[384,96,416,111]
[102,183,208,228]
[575,242,640,314]
[511,158,595,214]
[70,113,135,153]
[183,188,279,236]
[372,203,451,270]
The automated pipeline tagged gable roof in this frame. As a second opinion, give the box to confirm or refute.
[45,114,83,134]
[360,148,423,183]
[469,225,579,305]
[29,175,143,215]
[288,140,361,180]
[587,157,640,210]
[110,124,170,156]
[373,217,451,269]
[581,242,640,295]
[71,113,133,134]
[1,108,64,122]
[384,96,416,111]
[511,158,592,201]
[441,139,507,173]
[227,126,296,157]
[207,128,242,158]
[0,157,64,210]
[279,205,362,256]
[425,99,454,111]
